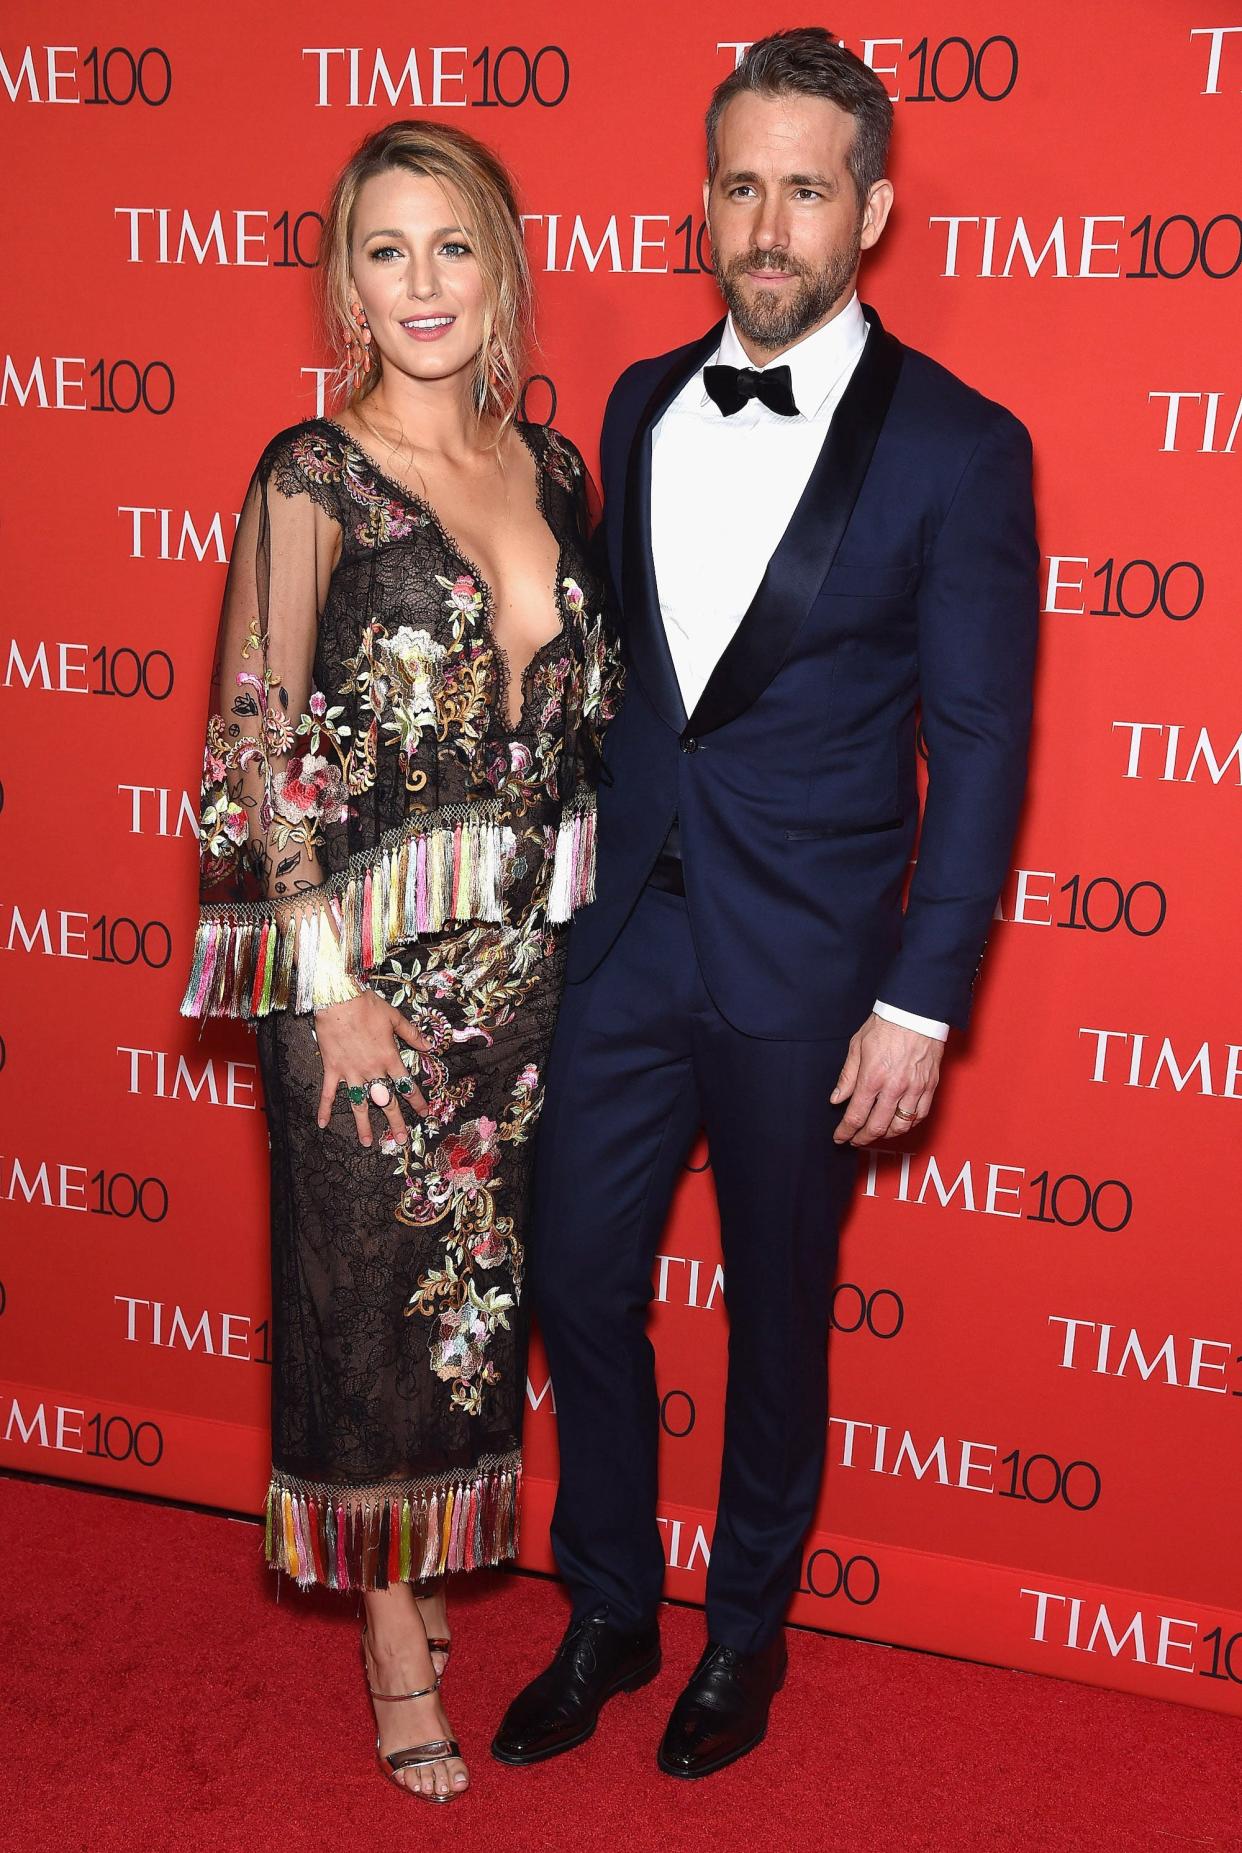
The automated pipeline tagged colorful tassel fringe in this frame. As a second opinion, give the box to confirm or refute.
[263,1453,522,1592]
[181,795,597,1020]
[546,792,597,925]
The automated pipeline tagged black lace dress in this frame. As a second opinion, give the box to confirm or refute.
[181,417,621,1590]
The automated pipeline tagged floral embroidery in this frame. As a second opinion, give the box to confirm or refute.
[365,912,555,1408]
[373,626,447,748]
[198,717,251,871]
[430,1115,502,1207]
[286,429,435,549]
[580,610,622,730]
[400,1065,545,1413]
[273,753,349,826]
[197,616,361,892]
[375,910,555,1056]
[286,429,342,488]
[540,427,583,494]
[192,417,623,1427]
[334,572,508,796]
[440,572,485,620]
[197,433,622,889]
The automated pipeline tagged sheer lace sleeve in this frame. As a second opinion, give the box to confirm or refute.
[541,426,623,790]
[181,443,363,1019]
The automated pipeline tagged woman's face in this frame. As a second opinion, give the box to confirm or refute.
[349,167,489,393]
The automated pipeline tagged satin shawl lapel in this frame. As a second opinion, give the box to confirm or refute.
[685,306,905,740]
[620,320,726,732]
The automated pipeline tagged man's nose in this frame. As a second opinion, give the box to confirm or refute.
[752,203,789,252]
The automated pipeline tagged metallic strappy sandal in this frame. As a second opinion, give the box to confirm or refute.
[361,1627,466,1803]
[415,1583,452,1678]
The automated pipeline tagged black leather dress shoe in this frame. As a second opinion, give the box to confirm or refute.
[491,1611,661,1766]
[657,1635,788,1779]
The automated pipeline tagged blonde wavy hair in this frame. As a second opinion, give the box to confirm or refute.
[320,120,533,434]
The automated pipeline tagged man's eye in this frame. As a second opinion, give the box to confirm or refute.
[729,186,756,200]
[794,190,822,202]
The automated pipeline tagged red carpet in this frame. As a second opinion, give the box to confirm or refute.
[3,1477,1238,1853]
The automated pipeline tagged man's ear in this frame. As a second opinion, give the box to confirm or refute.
[860,180,895,252]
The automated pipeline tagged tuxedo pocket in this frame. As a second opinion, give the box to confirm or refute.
[818,561,919,599]
[784,816,904,841]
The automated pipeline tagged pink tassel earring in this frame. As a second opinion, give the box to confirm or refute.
[346,299,372,391]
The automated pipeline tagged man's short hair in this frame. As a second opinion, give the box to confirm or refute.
[706,28,894,205]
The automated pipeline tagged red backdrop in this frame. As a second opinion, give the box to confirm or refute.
[2,1,1239,1716]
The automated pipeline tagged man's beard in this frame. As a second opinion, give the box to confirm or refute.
[714,227,862,352]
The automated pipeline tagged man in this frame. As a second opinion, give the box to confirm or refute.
[494,28,1038,1779]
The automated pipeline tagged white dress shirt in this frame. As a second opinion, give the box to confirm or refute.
[648,294,949,1042]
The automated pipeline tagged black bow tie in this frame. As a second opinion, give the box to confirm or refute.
[703,362,799,419]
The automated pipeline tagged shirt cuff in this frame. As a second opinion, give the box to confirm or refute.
[873,999,950,1042]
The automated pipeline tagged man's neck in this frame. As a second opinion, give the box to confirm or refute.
[729,286,860,368]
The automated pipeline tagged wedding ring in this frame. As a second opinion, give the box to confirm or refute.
[892,1105,917,1121]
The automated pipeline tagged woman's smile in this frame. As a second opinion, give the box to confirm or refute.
[398,313,458,342]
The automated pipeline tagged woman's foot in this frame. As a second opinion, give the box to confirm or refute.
[414,1578,452,1680]
[362,1590,469,1801]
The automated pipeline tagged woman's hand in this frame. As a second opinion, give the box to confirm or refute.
[312,989,431,1148]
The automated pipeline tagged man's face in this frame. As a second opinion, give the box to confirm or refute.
[705,90,893,358]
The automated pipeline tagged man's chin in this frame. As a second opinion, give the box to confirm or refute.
[724,275,785,320]
[731,299,809,351]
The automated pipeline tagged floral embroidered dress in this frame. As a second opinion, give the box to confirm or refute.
[181,416,621,1590]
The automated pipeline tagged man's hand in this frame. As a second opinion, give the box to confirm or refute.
[831,1013,944,1146]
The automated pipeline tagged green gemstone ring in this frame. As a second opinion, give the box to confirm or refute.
[346,1082,367,1106]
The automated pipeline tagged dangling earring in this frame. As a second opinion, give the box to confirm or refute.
[346,300,372,391]
[478,329,508,417]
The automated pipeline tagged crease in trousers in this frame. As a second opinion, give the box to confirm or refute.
[532,881,859,1653]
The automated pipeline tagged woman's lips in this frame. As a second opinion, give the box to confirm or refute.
[399,315,457,342]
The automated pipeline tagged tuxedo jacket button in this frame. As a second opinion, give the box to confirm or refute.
[682,736,699,753]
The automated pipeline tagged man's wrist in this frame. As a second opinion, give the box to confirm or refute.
[873,999,950,1042]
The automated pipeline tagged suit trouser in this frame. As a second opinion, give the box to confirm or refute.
[532,882,858,1654]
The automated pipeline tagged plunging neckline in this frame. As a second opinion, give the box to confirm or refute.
[319,415,567,735]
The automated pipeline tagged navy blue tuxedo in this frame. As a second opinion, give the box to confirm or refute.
[570,304,1039,1034]
[532,305,1039,1652]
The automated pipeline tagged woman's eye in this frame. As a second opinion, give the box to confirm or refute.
[368,245,402,263]
[440,242,473,259]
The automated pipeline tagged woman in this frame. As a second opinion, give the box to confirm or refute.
[181,120,621,1802]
